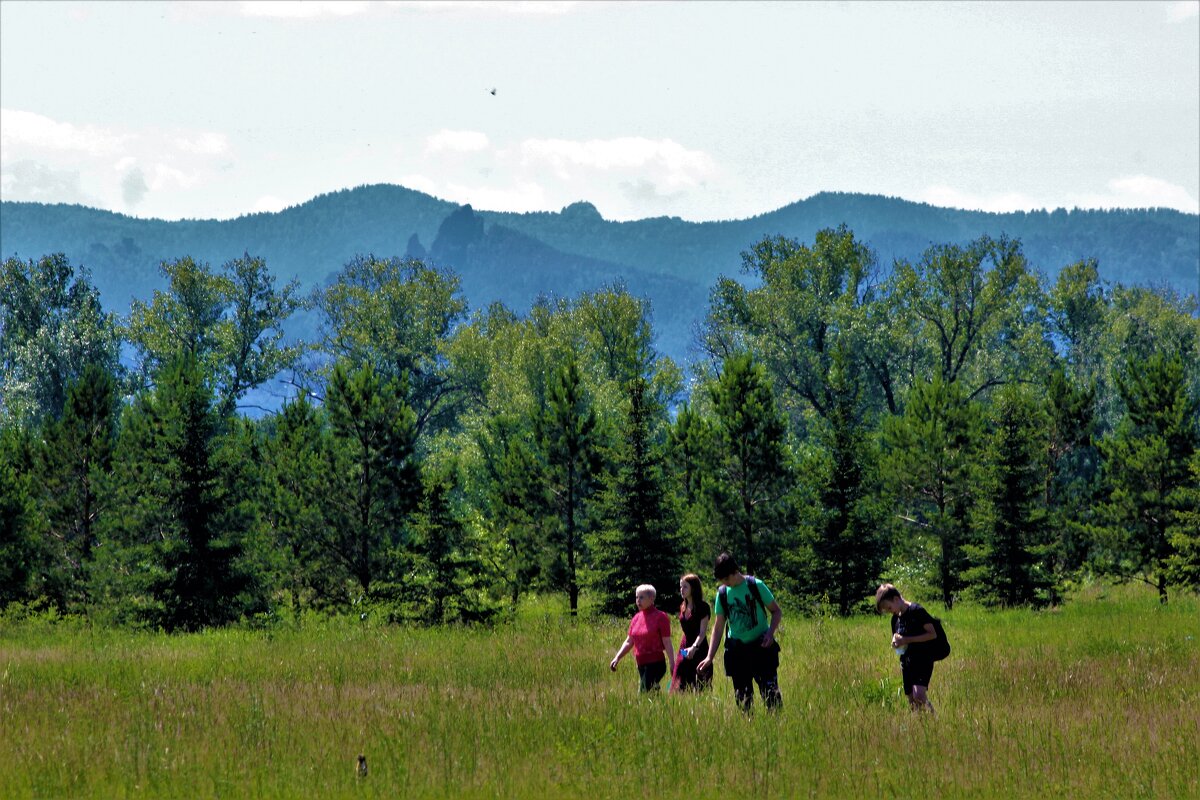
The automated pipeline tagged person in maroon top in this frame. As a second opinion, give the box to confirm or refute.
[674,573,712,692]
[609,584,676,692]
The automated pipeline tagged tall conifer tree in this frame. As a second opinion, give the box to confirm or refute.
[591,378,681,615]
[37,363,119,608]
[323,360,420,596]
[1097,353,1199,603]
[538,358,603,614]
[704,354,794,577]
[97,355,253,630]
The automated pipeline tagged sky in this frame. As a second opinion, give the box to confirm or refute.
[1,0,1198,222]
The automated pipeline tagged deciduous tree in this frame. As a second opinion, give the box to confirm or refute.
[0,254,120,426]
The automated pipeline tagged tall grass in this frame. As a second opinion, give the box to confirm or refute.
[2,585,1197,799]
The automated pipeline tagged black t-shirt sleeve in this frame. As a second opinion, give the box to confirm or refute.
[907,604,934,633]
[899,604,935,657]
[696,600,711,621]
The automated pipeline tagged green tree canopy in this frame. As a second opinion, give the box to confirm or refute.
[1,254,120,426]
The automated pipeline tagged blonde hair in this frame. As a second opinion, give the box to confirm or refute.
[635,584,657,600]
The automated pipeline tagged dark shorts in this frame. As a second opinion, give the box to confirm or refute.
[638,660,667,692]
[902,656,934,695]
[674,640,712,691]
[723,637,782,711]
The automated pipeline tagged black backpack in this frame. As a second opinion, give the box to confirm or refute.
[928,616,951,661]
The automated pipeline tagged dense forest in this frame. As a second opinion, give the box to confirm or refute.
[2,225,1198,630]
[3,185,1197,364]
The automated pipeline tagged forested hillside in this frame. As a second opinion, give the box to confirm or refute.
[3,226,1198,631]
[2,185,1196,363]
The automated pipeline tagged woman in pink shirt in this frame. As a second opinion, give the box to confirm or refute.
[608,584,675,692]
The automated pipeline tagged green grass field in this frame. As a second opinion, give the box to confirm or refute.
[2,585,1198,799]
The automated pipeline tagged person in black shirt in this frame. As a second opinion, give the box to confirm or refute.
[875,583,938,713]
[673,573,713,692]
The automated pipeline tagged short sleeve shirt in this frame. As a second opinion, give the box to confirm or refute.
[714,578,776,644]
[679,599,711,645]
[891,602,935,661]
[628,608,672,665]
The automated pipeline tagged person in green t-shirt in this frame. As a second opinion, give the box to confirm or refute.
[697,552,782,712]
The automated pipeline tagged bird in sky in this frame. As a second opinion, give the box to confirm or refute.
[488,87,497,96]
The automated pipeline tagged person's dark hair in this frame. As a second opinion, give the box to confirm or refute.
[679,573,704,615]
[714,552,739,580]
[874,583,901,611]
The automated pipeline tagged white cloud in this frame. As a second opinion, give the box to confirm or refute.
[919,185,1045,213]
[1166,1,1199,22]
[252,194,287,213]
[394,133,721,219]
[386,1,580,15]
[148,163,202,192]
[238,1,371,19]
[399,174,439,195]
[518,137,717,191]
[425,130,490,154]
[0,109,127,157]
[174,132,230,155]
[0,160,99,206]
[441,180,548,212]
[231,1,577,19]
[0,108,233,215]
[1076,175,1199,213]
[918,176,1199,214]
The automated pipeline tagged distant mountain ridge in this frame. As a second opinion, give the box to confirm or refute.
[2,184,1197,362]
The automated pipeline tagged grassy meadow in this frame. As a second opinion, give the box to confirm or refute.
[2,584,1198,799]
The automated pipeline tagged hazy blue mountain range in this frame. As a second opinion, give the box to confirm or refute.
[2,184,1197,362]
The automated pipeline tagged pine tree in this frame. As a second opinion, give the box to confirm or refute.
[1097,353,1199,603]
[970,385,1051,607]
[591,378,681,615]
[262,393,343,610]
[323,360,421,596]
[37,363,118,608]
[476,412,549,606]
[704,354,794,577]
[666,401,717,565]
[96,355,254,630]
[1042,368,1099,600]
[1166,454,1200,590]
[884,375,981,609]
[538,358,604,615]
[0,426,47,605]
[806,343,889,614]
[408,467,496,624]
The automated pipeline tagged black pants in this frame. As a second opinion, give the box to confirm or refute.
[723,639,782,712]
[637,660,667,692]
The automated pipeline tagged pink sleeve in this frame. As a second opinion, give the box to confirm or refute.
[658,612,671,638]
